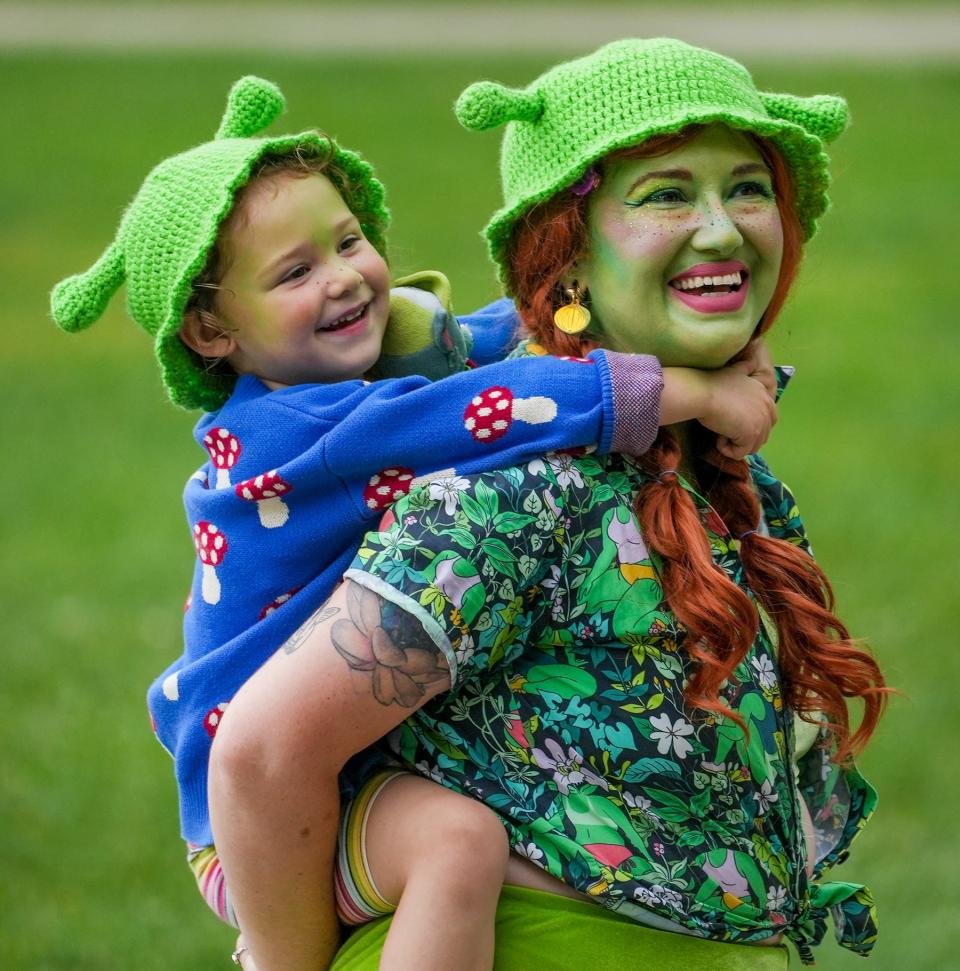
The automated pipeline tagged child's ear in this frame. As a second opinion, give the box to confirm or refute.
[180,310,236,360]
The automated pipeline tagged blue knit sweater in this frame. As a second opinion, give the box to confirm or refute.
[147,282,660,845]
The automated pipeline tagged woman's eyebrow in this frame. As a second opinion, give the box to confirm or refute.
[731,162,771,177]
[626,168,692,194]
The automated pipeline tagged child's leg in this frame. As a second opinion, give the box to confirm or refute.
[357,772,510,971]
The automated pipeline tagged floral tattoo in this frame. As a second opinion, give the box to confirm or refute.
[282,605,340,655]
[332,582,450,707]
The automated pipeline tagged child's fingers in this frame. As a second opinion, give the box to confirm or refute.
[716,436,751,461]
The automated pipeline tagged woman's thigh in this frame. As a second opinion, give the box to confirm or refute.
[330,884,790,971]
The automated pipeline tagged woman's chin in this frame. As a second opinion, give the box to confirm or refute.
[664,321,757,369]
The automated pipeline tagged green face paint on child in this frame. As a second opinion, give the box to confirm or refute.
[211,171,391,388]
[577,125,784,368]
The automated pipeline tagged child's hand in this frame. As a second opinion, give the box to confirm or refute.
[700,362,778,461]
[736,338,777,401]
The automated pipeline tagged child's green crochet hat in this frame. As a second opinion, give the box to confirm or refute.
[455,38,848,287]
[52,76,390,411]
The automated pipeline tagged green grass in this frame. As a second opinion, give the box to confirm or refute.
[4,51,958,968]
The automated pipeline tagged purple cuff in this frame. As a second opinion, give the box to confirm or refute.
[605,351,664,456]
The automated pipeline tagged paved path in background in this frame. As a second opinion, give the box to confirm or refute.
[1,3,958,60]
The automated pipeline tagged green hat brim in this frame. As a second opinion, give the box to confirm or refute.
[485,112,831,291]
[154,133,389,412]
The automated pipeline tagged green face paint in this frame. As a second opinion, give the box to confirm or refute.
[578,126,783,368]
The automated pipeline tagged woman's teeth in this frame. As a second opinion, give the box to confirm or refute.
[672,272,743,293]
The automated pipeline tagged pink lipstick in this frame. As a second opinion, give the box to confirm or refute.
[669,261,749,314]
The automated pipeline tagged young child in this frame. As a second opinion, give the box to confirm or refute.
[52,77,778,971]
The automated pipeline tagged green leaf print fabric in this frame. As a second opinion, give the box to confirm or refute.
[344,448,877,962]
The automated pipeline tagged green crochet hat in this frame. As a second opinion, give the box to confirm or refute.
[455,38,848,286]
[52,76,390,411]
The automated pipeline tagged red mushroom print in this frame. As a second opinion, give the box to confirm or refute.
[235,470,293,528]
[362,467,415,512]
[203,427,242,489]
[463,386,558,443]
[203,702,229,738]
[193,521,228,605]
[258,585,304,621]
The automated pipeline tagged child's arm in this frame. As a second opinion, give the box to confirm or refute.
[322,349,664,517]
[324,352,776,517]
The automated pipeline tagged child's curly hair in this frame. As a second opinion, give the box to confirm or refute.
[183,141,386,372]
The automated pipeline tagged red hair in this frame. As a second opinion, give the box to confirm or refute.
[506,128,887,760]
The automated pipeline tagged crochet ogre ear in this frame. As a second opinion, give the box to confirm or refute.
[455,81,544,132]
[215,75,285,140]
[51,241,125,332]
[760,93,849,144]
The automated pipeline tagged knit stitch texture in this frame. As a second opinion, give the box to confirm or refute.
[454,38,849,286]
[51,76,390,412]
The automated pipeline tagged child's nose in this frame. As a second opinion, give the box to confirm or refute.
[323,262,363,298]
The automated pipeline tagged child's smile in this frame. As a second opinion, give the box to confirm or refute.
[214,171,391,387]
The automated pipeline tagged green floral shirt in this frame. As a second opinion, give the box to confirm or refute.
[346,434,877,961]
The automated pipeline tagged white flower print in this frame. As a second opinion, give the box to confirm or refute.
[633,884,683,910]
[515,841,545,864]
[527,453,586,490]
[649,713,695,759]
[428,474,471,515]
[767,884,788,911]
[752,778,779,814]
[415,760,444,784]
[623,791,660,823]
[540,564,563,599]
[455,634,476,669]
[531,737,609,794]
[750,653,777,690]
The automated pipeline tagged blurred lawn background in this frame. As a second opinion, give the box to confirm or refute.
[3,8,958,968]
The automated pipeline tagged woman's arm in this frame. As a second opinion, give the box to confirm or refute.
[208,581,453,971]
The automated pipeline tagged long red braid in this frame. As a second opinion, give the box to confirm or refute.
[506,127,888,760]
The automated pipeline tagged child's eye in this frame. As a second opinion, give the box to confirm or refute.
[280,264,310,284]
[338,234,362,253]
[730,180,773,200]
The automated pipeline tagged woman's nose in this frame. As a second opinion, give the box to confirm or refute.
[691,201,744,255]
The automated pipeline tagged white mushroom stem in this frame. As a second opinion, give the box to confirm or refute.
[511,396,557,425]
[256,496,290,529]
[201,564,221,605]
[215,468,232,490]
[411,468,457,489]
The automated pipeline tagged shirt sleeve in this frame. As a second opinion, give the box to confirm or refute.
[457,297,521,364]
[344,466,562,689]
[323,352,625,520]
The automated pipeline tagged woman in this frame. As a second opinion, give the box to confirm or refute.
[213,38,887,970]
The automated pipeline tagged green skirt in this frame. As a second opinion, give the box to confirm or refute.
[330,885,790,970]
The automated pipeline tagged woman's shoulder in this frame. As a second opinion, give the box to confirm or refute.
[746,453,810,550]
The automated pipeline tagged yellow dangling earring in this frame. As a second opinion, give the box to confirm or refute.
[553,282,591,335]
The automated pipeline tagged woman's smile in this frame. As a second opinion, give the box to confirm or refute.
[668,260,750,314]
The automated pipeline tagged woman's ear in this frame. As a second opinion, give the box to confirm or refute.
[180,310,237,360]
